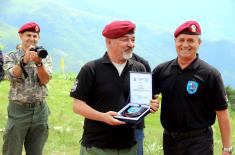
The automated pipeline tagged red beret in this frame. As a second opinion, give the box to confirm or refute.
[102,20,136,39]
[18,22,40,33]
[174,21,201,38]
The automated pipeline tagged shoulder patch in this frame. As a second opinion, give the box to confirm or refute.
[71,80,79,92]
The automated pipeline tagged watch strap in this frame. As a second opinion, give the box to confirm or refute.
[36,62,43,67]
[222,146,233,154]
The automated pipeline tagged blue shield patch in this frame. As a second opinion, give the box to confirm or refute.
[186,81,198,94]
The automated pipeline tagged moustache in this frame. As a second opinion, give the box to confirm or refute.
[124,48,133,52]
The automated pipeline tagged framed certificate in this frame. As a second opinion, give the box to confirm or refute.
[114,72,152,124]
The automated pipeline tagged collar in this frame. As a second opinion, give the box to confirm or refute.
[101,52,134,66]
[172,54,200,70]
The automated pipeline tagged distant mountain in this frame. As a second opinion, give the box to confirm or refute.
[0,0,235,87]
[200,40,235,87]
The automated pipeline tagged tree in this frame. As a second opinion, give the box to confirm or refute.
[225,86,235,111]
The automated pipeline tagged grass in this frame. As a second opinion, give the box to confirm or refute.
[0,73,234,155]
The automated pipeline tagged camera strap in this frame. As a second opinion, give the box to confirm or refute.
[20,57,28,78]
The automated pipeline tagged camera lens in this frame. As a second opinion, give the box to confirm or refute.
[37,49,48,58]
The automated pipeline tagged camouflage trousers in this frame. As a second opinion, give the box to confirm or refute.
[2,100,50,155]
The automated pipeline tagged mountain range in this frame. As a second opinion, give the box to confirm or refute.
[0,0,235,87]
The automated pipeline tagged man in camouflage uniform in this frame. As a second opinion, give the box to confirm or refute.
[2,22,52,155]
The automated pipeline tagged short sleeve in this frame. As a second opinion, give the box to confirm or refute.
[152,66,161,96]
[3,52,24,79]
[70,65,95,103]
[208,72,228,110]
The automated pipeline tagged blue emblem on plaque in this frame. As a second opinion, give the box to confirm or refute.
[186,81,198,94]
[127,106,141,113]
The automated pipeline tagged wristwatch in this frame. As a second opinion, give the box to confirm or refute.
[36,62,43,67]
[222,146,233,154]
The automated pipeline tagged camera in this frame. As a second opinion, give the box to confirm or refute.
[30,46,48,58]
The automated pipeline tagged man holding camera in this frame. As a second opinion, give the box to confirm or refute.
[2,22,52,155]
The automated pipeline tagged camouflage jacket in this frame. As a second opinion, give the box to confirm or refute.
[3,48,52,103]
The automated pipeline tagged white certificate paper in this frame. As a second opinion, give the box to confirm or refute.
[130,72,152,105]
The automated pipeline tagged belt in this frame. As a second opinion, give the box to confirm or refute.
[11,100,44,108]
[164,127,211,139]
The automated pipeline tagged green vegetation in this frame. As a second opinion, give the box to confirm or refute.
[226,86,235,111]
[0,73,234,155]
[0,34,5,50]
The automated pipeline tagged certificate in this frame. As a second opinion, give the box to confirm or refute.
[130,72,152,105]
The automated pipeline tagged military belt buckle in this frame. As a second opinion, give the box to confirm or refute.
[24,101,42,108]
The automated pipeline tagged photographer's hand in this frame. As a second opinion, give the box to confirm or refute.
[23,50,31,64]
[30,51,42,65]
[27,45,42,64]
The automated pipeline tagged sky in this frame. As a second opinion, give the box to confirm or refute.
[1,0,234,41]
[59,0,235,41]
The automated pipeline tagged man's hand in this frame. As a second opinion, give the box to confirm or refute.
[23,45,42,65]
[102,111,126,126]
[150,94,160,113]
[30,51,42,64]
[222,151,232,155]
[22,50,31,64]
[28,46,42,64]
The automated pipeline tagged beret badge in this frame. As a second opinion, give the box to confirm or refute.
[191,24,197,32]
[35,26,39,32]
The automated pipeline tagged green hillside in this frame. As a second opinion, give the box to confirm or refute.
[0,74,234,154]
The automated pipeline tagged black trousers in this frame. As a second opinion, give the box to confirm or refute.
[163,127,214,155]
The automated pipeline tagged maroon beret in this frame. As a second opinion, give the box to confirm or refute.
[18,22,40,33]
[174,20,201,38]
[102,20,136,39]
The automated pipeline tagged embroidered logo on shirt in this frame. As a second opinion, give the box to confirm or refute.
[186,81,198,94]
[224,95,229,102]
[71,80,78,92]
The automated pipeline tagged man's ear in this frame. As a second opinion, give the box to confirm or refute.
[19,33,23,39]
[105,38,111,44]
[199,39,202,45]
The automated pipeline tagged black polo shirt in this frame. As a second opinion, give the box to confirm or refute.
[152,56,228,132]
[70,52,146,149]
